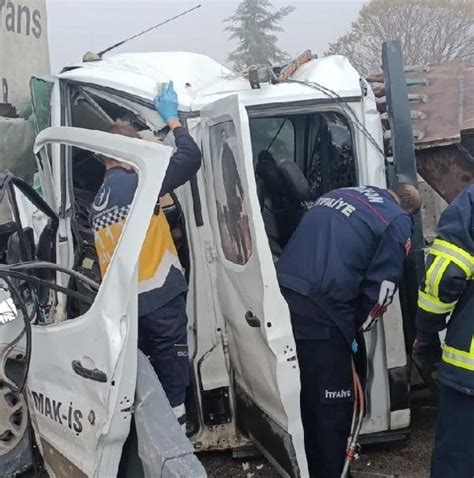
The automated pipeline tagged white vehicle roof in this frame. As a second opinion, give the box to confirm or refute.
[59,52,363,111]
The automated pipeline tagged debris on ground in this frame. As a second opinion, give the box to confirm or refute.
[200,402,435,477]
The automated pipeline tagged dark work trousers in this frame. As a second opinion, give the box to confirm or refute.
[282,288,354,478]
[431,385,474,478]
[138,293,189,428]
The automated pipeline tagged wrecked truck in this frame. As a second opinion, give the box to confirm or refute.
[0,49,417,477]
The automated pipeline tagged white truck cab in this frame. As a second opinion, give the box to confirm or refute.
[0,52,410,477]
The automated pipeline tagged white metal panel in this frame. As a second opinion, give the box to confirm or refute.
[59,52,247,113]
[359,80,387,186]
[176,118,247,450]
[361,322,391,435]
[200,95,308,476]
[59,53,364,112]
[384,292,408,370]
[28,127,172,477]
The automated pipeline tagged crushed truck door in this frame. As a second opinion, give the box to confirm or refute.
[25,127,172,477]
[200,95,308,477]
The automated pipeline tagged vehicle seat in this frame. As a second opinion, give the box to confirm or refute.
[255,151,286,206]
[276,160,311,243]
[277,160,311,202]
[255,151,286,256]
[36,220,55,264]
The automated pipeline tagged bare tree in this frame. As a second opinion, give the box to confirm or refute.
[326,0,474,75]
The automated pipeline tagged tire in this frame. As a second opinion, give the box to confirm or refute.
[0,378,34,477]
[0,426,33,478]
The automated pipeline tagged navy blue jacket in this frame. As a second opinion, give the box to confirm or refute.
[277,186,413,344]
[416,185,474,394]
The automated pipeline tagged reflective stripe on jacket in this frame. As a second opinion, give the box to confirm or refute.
[416,185,474,393]
[91,127,201,315]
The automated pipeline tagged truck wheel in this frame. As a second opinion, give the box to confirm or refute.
[0,380,32,477]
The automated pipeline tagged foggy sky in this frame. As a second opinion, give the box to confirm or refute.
[46,0,364,73]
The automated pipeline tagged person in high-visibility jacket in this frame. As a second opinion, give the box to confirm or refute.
[413,184,474,478]
[90,82,201,429]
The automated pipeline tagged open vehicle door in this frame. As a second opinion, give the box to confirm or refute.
[14,127,172,477]
[200,96,308,477]
[0,172,58,476]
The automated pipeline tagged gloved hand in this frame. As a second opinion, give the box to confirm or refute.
[154,81,178,122]
[412,334,442,396]
[360,280,396,332]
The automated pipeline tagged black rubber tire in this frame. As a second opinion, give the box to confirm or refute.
[0,425,34,478]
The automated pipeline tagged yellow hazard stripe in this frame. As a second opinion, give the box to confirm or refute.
[433,258,449,298]
[417,290,456,315]
[425,256,445,296]
[425,256,439,295]
[442,340,474,372]
[430,239,474,279]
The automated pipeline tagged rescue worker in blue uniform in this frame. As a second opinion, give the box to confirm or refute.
[277,183,421,477]
[413,184,474,478]
[90,82,201,429]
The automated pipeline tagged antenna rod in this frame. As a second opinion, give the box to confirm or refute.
[98,4,202,57]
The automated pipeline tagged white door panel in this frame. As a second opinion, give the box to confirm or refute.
[27,127,172,477]
[200,95,308,477]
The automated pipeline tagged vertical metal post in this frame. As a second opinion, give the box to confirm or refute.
[382,40,425,352]
[382,41,418,185]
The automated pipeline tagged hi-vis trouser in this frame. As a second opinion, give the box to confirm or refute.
[418,238,474,378]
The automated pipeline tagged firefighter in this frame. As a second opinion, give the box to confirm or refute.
[276,184,421,478]
[413,184,474,478]
[90,82,201,429]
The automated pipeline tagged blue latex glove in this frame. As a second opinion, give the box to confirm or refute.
[154,81,178,122]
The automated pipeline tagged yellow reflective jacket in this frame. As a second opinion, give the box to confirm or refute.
[417,185,474,392]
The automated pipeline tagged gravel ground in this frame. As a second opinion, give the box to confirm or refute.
[201,402,437,478]
[350,405,436,478]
